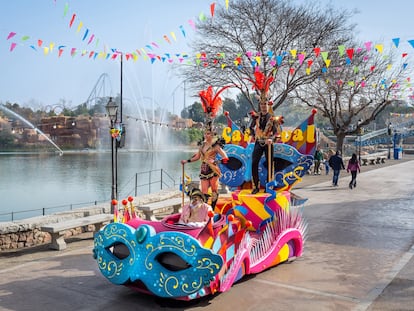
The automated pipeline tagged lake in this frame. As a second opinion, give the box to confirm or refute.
[0,150,200,221]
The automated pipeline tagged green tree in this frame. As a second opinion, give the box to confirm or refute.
[186,102,205,122]
[0,131,16,149]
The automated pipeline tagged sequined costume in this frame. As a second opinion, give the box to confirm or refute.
[250,111,279,191]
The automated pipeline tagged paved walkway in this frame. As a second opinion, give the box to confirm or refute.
[1,156,413,311]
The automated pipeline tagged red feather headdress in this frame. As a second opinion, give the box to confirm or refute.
[245,70,274,102]
[199,85,231,118]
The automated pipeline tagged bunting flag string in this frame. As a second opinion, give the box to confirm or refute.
[54,0,223,59]
[4,0,414,68]
[2,0,414,100]
[6,25,414,73]
[125,114,194,131]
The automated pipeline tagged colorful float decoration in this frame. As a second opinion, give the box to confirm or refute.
[93,102,317,301]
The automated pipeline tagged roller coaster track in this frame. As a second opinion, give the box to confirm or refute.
[84,73,113,109]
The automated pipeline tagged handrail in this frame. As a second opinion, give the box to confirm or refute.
[0,168,180,222]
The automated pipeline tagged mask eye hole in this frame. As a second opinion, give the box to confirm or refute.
[274,157,293,171]
[108,242,130,260]
[156,252,191,271]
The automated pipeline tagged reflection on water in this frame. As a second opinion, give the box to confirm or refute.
[0,151,199,220]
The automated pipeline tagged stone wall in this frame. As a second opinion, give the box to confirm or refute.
[0,206,109,251]
[0,189,181,251]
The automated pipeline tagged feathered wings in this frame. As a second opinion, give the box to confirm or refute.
[199,85,231,118]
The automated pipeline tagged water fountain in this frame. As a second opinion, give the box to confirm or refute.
[123,96,172,151]
[0,104,64,155]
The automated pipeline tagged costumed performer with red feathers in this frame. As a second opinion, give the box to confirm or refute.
[181,86,229,209]
[247,70,284,194]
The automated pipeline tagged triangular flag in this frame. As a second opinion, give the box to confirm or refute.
[76,21,83,33]
[7,32,16,40]
[82,29,89,41]
[298,52,305,65]
[338,45,345,56]
[9,42,17,52]
[163,35,171,44]
[364,41,372,51]
[87,34,95,45]
[210,3,215,17]
[276,55,283,66]
[408,40,414,48]
[346,48,354,60]
[179,25,186,37]
[63,3,68,17]
[392,38,400,48]
[69,14,76,28]
[375,44,383,54]
[199,12,207,22]
[188,19,196,30]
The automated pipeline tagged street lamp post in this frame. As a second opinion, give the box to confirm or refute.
[242,114,250,134]
[106,97,119,213]
[357,119,363,163]
[387,122,392,159]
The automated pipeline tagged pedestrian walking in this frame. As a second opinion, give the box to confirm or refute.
[313,146,323,175]
[324,149,334,175]
[328,150,345,187]
[346,153,361,189]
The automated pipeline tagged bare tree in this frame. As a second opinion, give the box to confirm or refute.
[294,42,411,152]
[179,0,355,113]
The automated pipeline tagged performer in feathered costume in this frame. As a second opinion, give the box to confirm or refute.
[247,71,284,194]
[181,86,229,209]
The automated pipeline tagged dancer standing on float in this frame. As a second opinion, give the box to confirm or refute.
[250,99,284,194]
[181,86,229,209]
[247,71,283,194]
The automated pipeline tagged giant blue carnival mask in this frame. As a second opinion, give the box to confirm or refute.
[93,222,223,298]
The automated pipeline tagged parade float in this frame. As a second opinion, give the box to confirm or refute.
[92,101,317,300]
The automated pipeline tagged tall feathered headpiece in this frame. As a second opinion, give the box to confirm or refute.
[199,85,231,131]
[245,70,275,103]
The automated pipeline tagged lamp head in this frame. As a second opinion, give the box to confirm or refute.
[106,97,119,122]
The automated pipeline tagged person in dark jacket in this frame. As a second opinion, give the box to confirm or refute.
[328,150,345,187]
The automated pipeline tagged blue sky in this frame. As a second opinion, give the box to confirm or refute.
[0,0,413,115]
